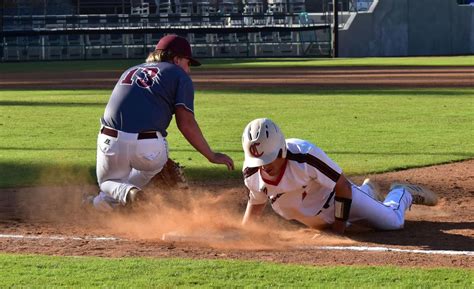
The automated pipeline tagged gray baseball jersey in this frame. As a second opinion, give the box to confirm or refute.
[102,61,194,136]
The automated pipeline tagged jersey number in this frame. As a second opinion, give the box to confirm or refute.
[121,67,159,88]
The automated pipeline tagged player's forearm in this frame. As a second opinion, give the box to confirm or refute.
[178,121,214,160]
[334,174,352,199]
[333,174,353,234]
[175,108,214,160]
[242,202,265,226]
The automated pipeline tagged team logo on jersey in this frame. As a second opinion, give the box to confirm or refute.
[120,67,160,88]
[249,142,264,157]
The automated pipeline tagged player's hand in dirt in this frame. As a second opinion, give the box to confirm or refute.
[209,152,234,170]
[332,219,347,235]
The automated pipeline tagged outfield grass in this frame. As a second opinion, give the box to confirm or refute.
[0,88,473,188]
[0,254,471,288]
[0,55,472,73]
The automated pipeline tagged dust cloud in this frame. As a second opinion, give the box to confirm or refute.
[99,187,355,249]
[3,173,354,249]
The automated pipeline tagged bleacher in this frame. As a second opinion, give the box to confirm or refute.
[1,0,331,62]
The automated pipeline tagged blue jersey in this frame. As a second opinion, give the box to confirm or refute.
[101,62,194,136]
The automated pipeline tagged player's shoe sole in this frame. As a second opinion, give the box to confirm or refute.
[390,183,438,206]
[362,178,384,201]
[126,187,148,205]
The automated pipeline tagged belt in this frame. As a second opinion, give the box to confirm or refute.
[100,127,158,140]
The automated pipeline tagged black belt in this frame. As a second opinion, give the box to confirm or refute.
[101,127,157,140]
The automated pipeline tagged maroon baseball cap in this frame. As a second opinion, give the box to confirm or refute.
[155,35,201,66]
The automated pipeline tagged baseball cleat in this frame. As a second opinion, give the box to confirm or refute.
[81,192,97,209]
[390,183,438,206]
[362,178,384,201]
[126,187,146,204]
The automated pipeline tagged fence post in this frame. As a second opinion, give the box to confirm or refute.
[332,0,339,58]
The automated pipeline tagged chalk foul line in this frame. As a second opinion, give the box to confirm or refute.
[297,245,474,256]
[0,233,472,256]
[0,234,120,241]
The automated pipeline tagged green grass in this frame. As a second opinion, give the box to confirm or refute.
[0,254,471,288]
[0,88,473,188]
[0,55,472,73]
[200,55,474,68]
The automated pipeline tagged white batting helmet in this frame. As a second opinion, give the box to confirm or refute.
[242,118,287,168]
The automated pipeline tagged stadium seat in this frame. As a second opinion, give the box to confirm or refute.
[66,46,84,59]
[272,12,287,25]
[131,0,150,15]
[26,47,42,61]
[47,46,65,60]
[167,13,182,26]
[108,47,126,58]
[234,44,250,57]
[289,0,305,13]
[192,45,210,57]
[195,0,211,15]
[130,34,145,45]
[229,13,244,26]
[108,34,124,45]
[193,33,208,44]
[252,14,266,25]
[278,44,296,56]
[260,44,274,56]
[149,33,165,44]
[4,47,20,61]
[267,0,286,13]
[86,47,104,59]
[129,47,147,58]
[128,15,144,27]
[208,13,225,26]
[67,35,83,46]
[87,34,105,46]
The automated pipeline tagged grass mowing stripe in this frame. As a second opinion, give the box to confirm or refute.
[0,254,471,287]
[0,88,473,187]
[0,56,472,73]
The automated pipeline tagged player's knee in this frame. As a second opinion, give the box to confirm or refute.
[382,219,405,230]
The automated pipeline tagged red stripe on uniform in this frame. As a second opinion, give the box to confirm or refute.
[286,151,340,182]
[243,167,259,178]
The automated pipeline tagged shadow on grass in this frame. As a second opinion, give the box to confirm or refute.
[200,88,474,96]
[0,161,241,189]
[184,166,243,183]
[0,162,96,188]
[0,101,105,107]
[348,220,474,251]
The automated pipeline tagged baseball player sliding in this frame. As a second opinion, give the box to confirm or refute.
[241,118,437,234]
[89,35,234,211]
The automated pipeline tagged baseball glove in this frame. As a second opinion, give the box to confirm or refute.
[150,158,188,189]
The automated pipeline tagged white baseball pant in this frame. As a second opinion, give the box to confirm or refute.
[94,126,168,210]
[320,182,413,230]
